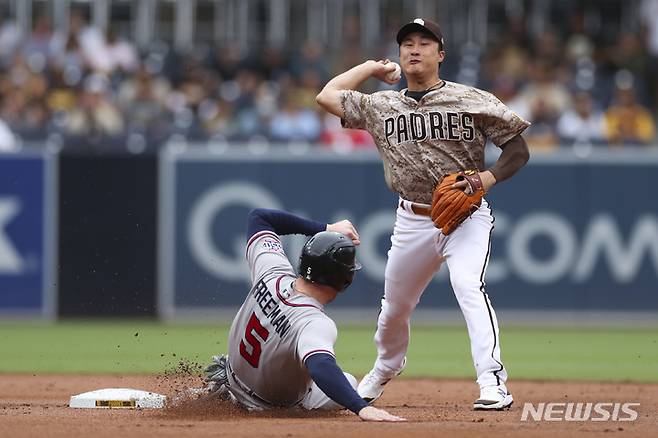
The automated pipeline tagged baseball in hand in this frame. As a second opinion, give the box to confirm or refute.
[385,62,401,82]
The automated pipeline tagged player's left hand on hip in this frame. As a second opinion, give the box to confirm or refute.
[327,220,360,245]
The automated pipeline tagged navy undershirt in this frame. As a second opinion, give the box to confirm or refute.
[405,89,431,102]
[305,353,369,414]
[405,80,446,102]
[247,208,325,239]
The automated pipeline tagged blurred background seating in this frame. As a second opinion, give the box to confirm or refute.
[0,0,657,153]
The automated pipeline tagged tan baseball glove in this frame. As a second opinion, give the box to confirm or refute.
[430,170,484,235]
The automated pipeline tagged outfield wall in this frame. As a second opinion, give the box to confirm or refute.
[1,147,657,319]
[57,153,158,317]
[0,151,57,318]
[158,147,658,317]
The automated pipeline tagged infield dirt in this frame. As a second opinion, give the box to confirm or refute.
[1,374,656,437]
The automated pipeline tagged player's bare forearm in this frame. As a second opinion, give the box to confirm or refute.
[483,134,530,191]
[316,61,378,117]
[316,60,397,118]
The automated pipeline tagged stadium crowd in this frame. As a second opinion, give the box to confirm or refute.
[1,4,658,153]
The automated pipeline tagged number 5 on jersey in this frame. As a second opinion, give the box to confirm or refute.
[240,312,270,368]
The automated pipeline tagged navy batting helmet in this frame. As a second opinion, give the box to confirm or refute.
[298,231,362,292]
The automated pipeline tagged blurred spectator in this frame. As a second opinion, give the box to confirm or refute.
[564,14,594,62]
[65,75,124,140]
[640,0,658,112]
[604,86,656,145]
[495,43,528,84]
[226,70,268,140]
[22,15,55,70]
[604,33,651,107]
[0,89,26,129]
[0,117,17,152]
[118,66,171,140]
[296,69,324,110]
[0,4,655,150]
[46,68,78,112]
[19,99,50,140]
[269,95,321,143]
[523,100,560,151]
[557,92,606,146]
[290,41,330,82]
[0,18,21,65]
[211,46,244,80]
[259,47,290,81]
[512,60,571,121]
[69,9,111,73]
[610,33,647,77]
[53,31,86,72]
[533,30,563,68]
[201,99,239,139]
[641,0,658,57]
[320,114,375,152]
[106,29,139,74]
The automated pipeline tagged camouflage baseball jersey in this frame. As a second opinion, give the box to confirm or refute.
[341,81,530,204]
[226,230,338,410]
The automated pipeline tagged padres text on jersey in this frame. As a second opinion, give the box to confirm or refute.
[341,81,530,204]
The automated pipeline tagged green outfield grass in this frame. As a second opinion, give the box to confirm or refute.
[0,321,656,382]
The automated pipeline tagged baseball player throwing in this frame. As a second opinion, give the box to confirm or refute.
[316,18,530,410]
[204,208,404,422]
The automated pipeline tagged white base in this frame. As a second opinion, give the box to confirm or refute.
[69,388,166,409]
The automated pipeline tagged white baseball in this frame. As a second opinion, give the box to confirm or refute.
[385,62,401,82]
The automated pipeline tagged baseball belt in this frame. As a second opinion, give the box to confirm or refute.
[399,200,431,217]
[226,361,275,407]
[226,361,306,408]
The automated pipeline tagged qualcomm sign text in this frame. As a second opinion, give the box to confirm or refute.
[161,151,658,312]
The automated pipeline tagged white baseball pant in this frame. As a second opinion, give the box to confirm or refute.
[300,372,358,410]
[372,198,508,389]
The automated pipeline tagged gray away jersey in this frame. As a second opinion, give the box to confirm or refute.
[226,231,337,409]
[341,80,531,204]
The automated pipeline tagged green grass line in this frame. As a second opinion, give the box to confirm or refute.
[0,322,656,382]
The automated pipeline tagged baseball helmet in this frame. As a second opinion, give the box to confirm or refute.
[298,231,362,292]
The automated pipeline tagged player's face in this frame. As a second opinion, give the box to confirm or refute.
[399,32,444,78]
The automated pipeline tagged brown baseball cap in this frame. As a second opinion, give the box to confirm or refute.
[396,18,444,49]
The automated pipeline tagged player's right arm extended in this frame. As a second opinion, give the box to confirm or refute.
[247,209,360,243]
[305,354,405,422]
[316,60,398,118]
[247,208,325,240]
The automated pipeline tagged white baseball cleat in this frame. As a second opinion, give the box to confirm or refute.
[473,385,514,410]
[357,358,406,403]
